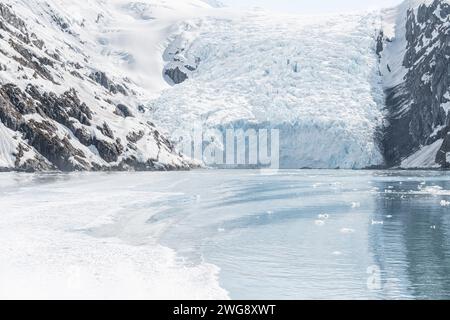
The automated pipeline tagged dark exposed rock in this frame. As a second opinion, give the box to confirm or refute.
[1,84,93,171]
[31,38,44,50]
[382,0,450,167]
[12,143,53,172]
[8,40,55,83]
[89,71,111,89]
[1,81,187,171]
[51,14,70,31]
[74,127,93,146]
[70,70,84,79]
[138,105,146,113]
[21,119,86,171]
[92,138,122,163]
[163,44,200,85]
[89,71,128,95]
[97,122,114,139]
[165,67,188,84]
[0,3,190,172]
[115,104,134,118]
[126,130,144,143]
[25,85,93,129]
[0,3,28,35]
[376,30,384,58]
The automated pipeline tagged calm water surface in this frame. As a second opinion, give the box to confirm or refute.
[158,170,450,299]
[1,169,450,299]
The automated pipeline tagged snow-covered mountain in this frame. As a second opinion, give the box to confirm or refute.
[0,0,212,171]
[0,0,449,171]
[379,0,450,168]
[160,0,450,169]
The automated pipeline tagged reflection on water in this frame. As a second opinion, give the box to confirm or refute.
[2,170,450,299]
[371,177,450,299]
[157,170,450,299]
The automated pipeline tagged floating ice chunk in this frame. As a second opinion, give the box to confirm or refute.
[419,186,450,195]
[351,202,361,208]
[218,228,225,232]
[267,210,274,215]
[315,220,325,227]
[340,228,355,234]
[386,215,393,219]
[332,251,342,256]
[430,225,437,230]
[440,200,450,207]
[318,214,329,220]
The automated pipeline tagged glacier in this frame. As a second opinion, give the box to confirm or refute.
[150,11,387,169]
[0,0,388,170]
[1,0,449,170]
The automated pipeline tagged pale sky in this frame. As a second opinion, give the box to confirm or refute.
[220,0,405,14]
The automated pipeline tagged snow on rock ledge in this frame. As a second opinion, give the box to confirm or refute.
[379,0,450,169]
[0,0,195,171]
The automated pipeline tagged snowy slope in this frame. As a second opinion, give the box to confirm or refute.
[0,0,216,171]
[379,0,450,168]
[149,11,386,169]
[3,0,446,170]
[0,122,18,168]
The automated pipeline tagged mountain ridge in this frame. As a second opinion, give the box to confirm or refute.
[1,0,449,171]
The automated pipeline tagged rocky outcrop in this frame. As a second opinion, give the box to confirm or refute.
[0,83,189,171]
[89,71,128,96]
[165,67,189,84]
[163,35,201,85]
[0,1,191,172]
[380,0,450,168]
[0,3,28,35]
[114,104,134,118]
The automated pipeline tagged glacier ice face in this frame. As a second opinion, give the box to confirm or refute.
[150,12,386,169]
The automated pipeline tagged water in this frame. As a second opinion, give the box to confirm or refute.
[1,170,450,299]
[157,170,450,299]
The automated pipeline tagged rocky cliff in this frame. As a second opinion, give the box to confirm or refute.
[379,0,450,168]
[0,1,191,172]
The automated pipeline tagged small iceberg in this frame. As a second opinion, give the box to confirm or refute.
[351,202,361,208]
[315,220,325,227]
[440,200,450,207]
